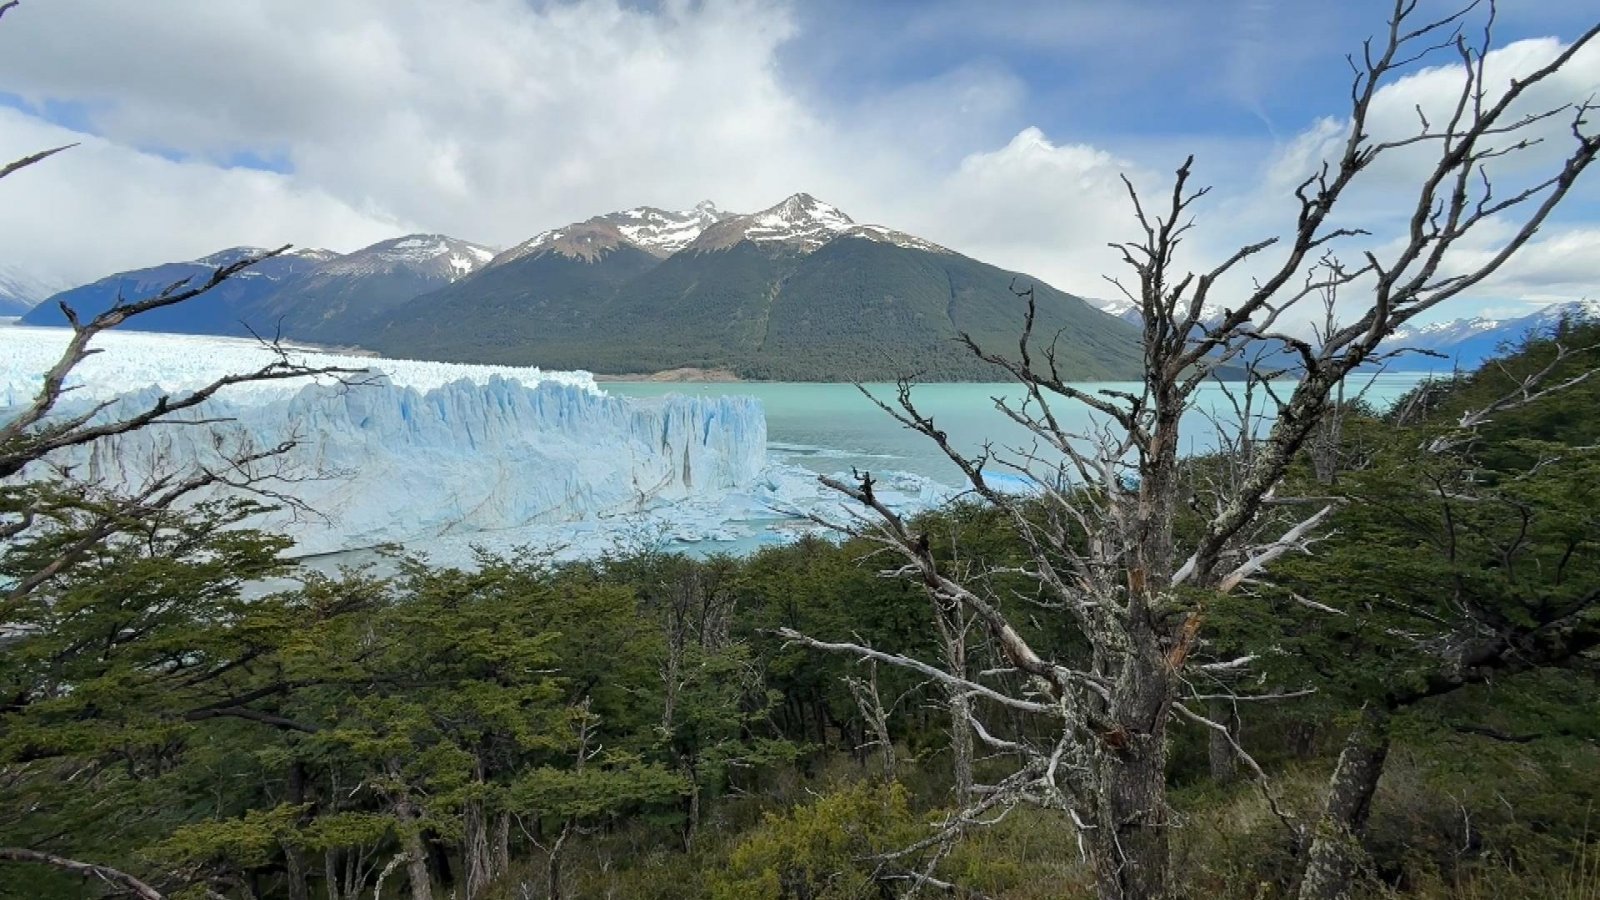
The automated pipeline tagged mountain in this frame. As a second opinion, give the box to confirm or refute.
[20,248,339,334]
[1091,297,1600,375]
[243,234,495,344]
[1093,297,1228,329]
[0,264,65,316]
[491,201,729,265]
[369,193,1143,381]
[1384,299,1600,370]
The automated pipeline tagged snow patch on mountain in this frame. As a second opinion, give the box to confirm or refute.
[843,224,952,254]
[495,202,730,265]
[316,234,495,281]
[608,202,729,256]
[1093,297,1225,326]
[693,193,855,252]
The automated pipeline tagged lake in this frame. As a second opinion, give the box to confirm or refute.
[607,372,1431,489]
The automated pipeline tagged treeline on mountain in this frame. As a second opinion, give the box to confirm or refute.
[2,319,1595,898]
[367,237,1142,382]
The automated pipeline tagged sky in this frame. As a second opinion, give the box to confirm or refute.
[0,0,1597,325]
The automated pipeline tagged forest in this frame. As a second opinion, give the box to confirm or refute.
[4,2,1600,898]
[2,318,1597,899]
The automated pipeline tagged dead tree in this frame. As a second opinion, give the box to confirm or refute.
[784,4,1600,898]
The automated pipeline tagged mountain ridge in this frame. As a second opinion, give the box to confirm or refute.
[19,194,1144,381]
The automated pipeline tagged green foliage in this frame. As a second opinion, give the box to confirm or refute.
[5,323,1598,898]
[711,781,922,900]
[368,237,1143,381]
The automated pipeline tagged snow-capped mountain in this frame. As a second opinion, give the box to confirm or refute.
[21,195,1138,380]
[499,194,950,264]
[195,246,341,269]
[1093,297,1226,327]
[0,264,67,316]
[690,193,948,254]
[378,192,1136,380]
[494,201,731,265]
[314,234,494,281]
[1385,299,1600,369]
[242,234,497,344]
[608,201,730,256]
[691,193,857,252]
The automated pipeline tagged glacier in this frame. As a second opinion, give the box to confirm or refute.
[2,325,769,558]
[1,323,947,565]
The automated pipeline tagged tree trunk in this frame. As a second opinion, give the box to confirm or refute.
[284,760,311,900]
[547,819,574,900]
[388,792,434,900]
[492,812,511,881]
[948,687,974,804]
[1085,639,1173,900]
[682,775,702,851]
[1087,730,1172,900]
[463,799,493,899]
[1297,705,1392,900]
[1207,698,1239,785]
[283,844,311,900]
[323,850,342,900]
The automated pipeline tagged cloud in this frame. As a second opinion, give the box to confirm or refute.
[0,0,1593,331]
[0,0,841,279]
[0,107,405,283]
[1184,33,1600,329]
[898,127,1149,298]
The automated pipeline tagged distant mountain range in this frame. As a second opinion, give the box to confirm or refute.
[1381,299,1600,370]
[1090,298,1600,373]
[19,196,1587,381]
[18,194,1143,381]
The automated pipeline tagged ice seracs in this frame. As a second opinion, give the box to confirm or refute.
[0,325,765,558]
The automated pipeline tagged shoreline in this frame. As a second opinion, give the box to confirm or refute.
[593,367,745,383]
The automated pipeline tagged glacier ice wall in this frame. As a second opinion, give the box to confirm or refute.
[23,376,766,556]
[2,326,766,556]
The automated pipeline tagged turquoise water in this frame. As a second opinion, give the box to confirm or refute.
[606,373,1432,487]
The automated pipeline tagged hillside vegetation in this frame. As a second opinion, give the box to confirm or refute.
[3,322,1595,899]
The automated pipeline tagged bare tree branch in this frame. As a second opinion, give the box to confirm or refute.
[0,847,167,900]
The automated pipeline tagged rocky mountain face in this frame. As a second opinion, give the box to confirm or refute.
[20,248,337,335]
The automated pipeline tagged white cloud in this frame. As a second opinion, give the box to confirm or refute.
[0,108,405,283]
[0,0,1593,331]
[901,127,1149,297]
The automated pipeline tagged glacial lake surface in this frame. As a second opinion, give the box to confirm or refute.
[607,373,1432,489]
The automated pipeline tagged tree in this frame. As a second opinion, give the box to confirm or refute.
[0,6,363,894]
[1241,322,1600,899]
[785,4,1600,898]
